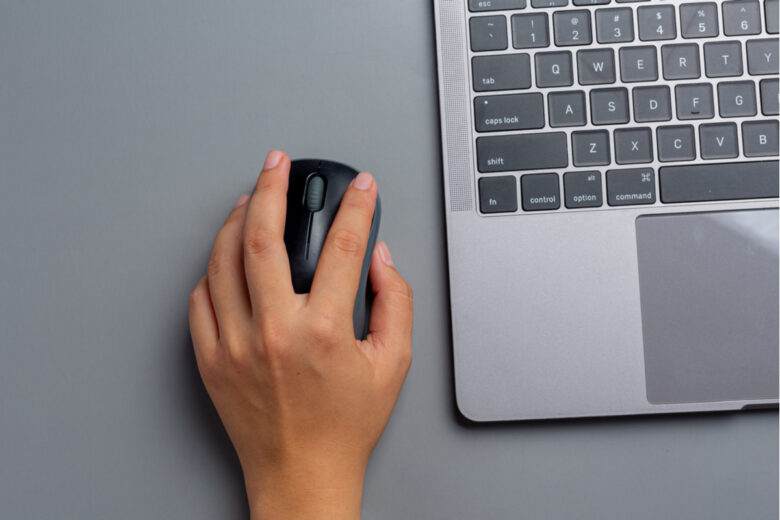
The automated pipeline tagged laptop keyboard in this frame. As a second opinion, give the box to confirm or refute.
[468,0,780,213]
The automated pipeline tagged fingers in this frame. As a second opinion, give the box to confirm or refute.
[189,277,219,353]
[243,151,296,314]
[309,172,377,318]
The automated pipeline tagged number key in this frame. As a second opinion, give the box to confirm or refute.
[595,8,634,43]
[554,10,592,46]
[637,5,676,41]
[512,13,550,48]
[680,3,719,38]
[722,0,761,36]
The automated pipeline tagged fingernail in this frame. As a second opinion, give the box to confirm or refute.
[263,150,284,170]
[352,171,374,191]
[377,241,394,266]
[234,194,250,208]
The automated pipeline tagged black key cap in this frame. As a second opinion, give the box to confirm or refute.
[633,85,672,122]
[472,54,532,92]
[607,168,656,206]
[637,5,676,41]
[656,125,696,162]
[595,8,633,43]
[767,0,780,34]
[479,176,518,213]
[577,49,615,85]
[470,16,508,51]
[760,78,780,115]
[675,83,714,120]
[573,0,609,4]
[532,0,568,7]
[590,87,629,124]
[476,132,568,172]
[469,0,527,12]
[474,93,545,132]
[614,127,653,164]
[553,10,592,46]
[564,171,603,208]
[535,51,573,87]
[548,91,587,127]
[512,13,550,48]
[746,39,780,75]
[680,3,719,38]
[703,42,743,77]
[717,81,757,118]
[722,0,761,36]
[620,46,658,82]
[743,120,780,157]
[521,173,561,210]
[572,130,611,166]
[660,161,779,202]
[661,43,701,80]
[699,122,739,159]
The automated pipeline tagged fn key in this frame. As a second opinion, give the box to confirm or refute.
[479,176,518,213]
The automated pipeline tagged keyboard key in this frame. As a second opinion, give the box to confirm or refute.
[760,78,780,115]
[479,176,518,213]
[620,46,658,82]
[633,85,672,122]
[656,125,696,162]
[577,49,615,85]
[722,0,761,36]
[746,39,780,75]
[699,122,739,159]
[661,44,701,80]
[532,0,568,7]
[767,0,779,34]
[590,87,629,124]
[572,130,611,166]
[564,171,603,208]
[595,8,633,43]
[703,42,743,77]
[521,173,561,211]
[717,81,757,118]
[573,0,609,4]
[470,16,508,51]
[512,13,550,48]
[660,161,779,202]
[637,5,676,41]
[476,132,568,172]
[680,3,718,38]
[469,0,527,12]
[548,91,587,127]
[553,10,592,46]
[472,54,532,92]
[474,93,545,132]
[607,168,656,206]
[535,51,573,87]
[743,120,780,157]
[614,127,653,164]
[675,84,714,120]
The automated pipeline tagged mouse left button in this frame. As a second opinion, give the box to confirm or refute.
[305,175,326,212]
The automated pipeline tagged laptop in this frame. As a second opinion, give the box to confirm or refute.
[433,0,780,421]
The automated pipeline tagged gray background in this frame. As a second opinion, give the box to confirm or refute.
[0,1,777,519]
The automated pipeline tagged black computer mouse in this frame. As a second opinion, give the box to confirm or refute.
[284,159,381,340]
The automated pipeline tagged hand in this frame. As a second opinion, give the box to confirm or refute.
[188,150,414,520]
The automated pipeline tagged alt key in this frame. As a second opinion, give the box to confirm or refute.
[564,171,603,208]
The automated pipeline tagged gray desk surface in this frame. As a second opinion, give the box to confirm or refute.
[1,2,777,519]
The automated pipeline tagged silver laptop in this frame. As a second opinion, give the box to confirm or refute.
[433,0,779,421]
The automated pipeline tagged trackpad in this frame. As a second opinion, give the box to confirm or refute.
[636,209,779,404]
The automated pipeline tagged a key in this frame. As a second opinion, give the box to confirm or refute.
[577,49,615,85]
[553,10,592,46]
[470,16,508,51]
[472,54,533,92]
[703,42,743,77]
[717,81,757,118]
[680,3,719,38]
[699,122,739,159]
[564,171,603,208]
[742,120,780,157]
[746,39,780,75]
[548,91,587,127]
[535,51,573,87]
[760,78,780,115]
[590,87,629,124]
[661,44,701,80]
[532,0,568,7]
[620,46,658,82]
[479,176,518,213]
[656,125,696,162]
[476,132,568,172]
[572,130,611,166]
[521,173,561,211]
[675,84,714,120]
[722,0,761,36]
[767,0,779,34]
[633,85,672,122]
[614,128,653,164]
[573,0,609,4]
[595,8,634,43]
[474,93,545,132]
[637,6,676,41]
[606,168,656,206]
[469,0,528,12]
[659,161,778,202]
[512,13,550,48]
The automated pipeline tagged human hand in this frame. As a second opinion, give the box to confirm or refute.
[188,150,414,520]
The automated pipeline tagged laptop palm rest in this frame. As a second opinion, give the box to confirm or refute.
[636,209,779,405]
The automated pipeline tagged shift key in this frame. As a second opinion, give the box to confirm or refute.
[477,132,568,172]
[474,93,544,132]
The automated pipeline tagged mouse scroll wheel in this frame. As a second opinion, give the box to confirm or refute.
[305,175,325,212]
